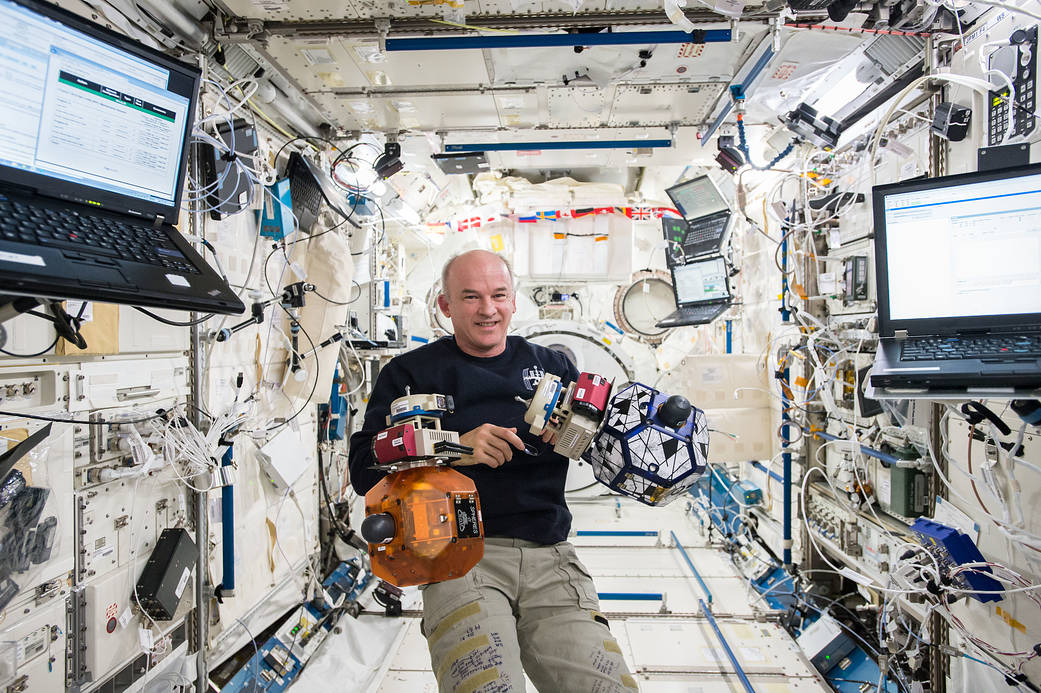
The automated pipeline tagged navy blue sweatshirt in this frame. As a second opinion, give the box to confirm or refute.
[348,336,579,545]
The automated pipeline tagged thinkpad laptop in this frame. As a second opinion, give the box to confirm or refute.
[431,151,490,175]
[870,163,1041,390]
[286,151,359,232]
[655,255,732,328]
[0,0,244,315]
[664,174,733,267]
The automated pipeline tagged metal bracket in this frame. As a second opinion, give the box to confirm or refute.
[65,587,92,692]
[375,18,391,55]
[212,16,266,43]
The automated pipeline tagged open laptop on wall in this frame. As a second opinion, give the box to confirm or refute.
[663,174,733,267]
[0,0,244,315]
[655,255,732,328]
[870,163,1041,390]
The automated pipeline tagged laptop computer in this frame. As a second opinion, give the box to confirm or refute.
[870,163,1041,390]
[655,255,732,328]
[664,174,733,267]
[286,152,359,232]
[431,151,490,175]
[0,0,244,315]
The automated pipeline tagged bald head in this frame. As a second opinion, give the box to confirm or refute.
[440,250,514,298]
[436,249,517,357]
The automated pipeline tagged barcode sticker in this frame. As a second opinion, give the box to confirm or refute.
[175,567,191,598]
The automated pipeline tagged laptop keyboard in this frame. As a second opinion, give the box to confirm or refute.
[685,216,726,245]
[900,334,1041,361]
[658,303,724,326]
[287,156,324,226]
[290,174,322,220]
[0,197,197,274]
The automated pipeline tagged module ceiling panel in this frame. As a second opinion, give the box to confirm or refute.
[607,82,724,126]
[491,28,751,85]
[259,27,755,131]
[216,0,758,19]
[312,91,502,129]
[439,126,719,169]
[266,37,492,89]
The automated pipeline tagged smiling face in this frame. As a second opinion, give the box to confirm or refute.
[437,250,516,358]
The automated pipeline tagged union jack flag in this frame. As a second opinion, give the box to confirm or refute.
[629,207,653,220]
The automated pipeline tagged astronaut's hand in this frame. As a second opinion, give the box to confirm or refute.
[457,424,525,468]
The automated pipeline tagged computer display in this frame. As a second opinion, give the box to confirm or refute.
[0,0,193,207]
[666,175,729,220]
[672,257,729,304]
[879,167,1041,321]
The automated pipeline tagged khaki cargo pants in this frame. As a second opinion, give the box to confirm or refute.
[419,538,639,693]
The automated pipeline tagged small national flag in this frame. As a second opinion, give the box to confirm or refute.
[630,207,652,220]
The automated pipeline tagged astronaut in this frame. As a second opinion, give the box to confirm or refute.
[348,249,638,692]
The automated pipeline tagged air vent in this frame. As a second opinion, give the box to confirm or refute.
[863,35,926,76]
[222,45,262,80]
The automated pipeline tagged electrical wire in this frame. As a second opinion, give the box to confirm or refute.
[133,307,216,327]
[312,282,362,306]
[0,409,169,425]
[265,304,321,434]
[0,337,59,358]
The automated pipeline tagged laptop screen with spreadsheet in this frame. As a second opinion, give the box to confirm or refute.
[0,0,198,217]
[671,256,729,305]
[873,163,1041,337]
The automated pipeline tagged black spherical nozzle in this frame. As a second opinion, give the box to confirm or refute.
[360,513,396,544]
[657,395,692,429]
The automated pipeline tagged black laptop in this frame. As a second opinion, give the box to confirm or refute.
[431,151,490,175]
[655,255,732,328]
[664,174,733,267]
[286,152,359,232]
[0,0,243,315]
[870,163,1041,390]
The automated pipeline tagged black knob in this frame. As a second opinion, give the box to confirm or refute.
[361,513,396,544]
[657,395,692,429]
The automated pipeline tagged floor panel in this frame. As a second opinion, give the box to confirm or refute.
[298,494,833,693]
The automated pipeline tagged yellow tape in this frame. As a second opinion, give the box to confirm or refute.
[429,602,482,645]
[622,673,639,689]
[458,667,500,693]
[437,634,490,680]
[604,639,622,655]
[996,605,1027,634]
